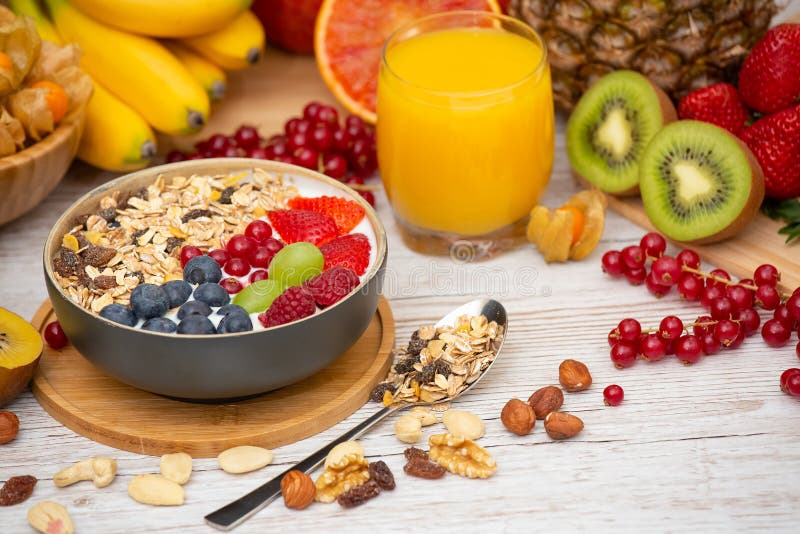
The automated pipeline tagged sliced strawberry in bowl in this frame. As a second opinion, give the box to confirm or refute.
[304,266,360,307]
[267,209,338,246]
[287,195,366,234]
[320,233,371,275]
[677,83,749,135]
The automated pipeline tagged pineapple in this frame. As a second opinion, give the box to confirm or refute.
[510,0,778,110]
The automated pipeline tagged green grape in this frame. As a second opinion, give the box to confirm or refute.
[232,279,284,313]
[268,242,323,287]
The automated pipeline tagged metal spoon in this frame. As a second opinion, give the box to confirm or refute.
[205,298,507,531]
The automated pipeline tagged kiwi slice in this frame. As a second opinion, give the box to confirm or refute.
[639,120,765,244]
[566,70,676,195]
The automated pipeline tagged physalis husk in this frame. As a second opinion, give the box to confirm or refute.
[526,189,606,263]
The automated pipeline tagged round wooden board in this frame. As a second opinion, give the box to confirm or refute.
[30,298,394,458]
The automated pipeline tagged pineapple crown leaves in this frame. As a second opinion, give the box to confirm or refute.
[762,198,800,244]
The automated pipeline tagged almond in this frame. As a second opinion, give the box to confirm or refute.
[0,410,19,445]
[544,411,584,440]
[281,470,315,510]
[558,359,592,392]
[527,386,564,419]
[500,399,535,435]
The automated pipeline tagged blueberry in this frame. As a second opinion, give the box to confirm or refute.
[177,315,216,335]
[130,283,170,319]
[162,280,192,308]
[141,317,177,333]
[99,303,137,327]
[216,304,248,317]
[217,312,253,333]
[177,300,212,320]
[183,255,222,284]
[194,282,230,307]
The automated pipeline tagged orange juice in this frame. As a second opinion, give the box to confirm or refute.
[377,18,554,237]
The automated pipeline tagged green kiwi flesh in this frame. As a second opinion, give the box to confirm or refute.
[639,120,765,244]
[566,70,676,195]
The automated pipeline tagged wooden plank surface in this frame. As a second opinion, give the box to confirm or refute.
[2,9,800,531]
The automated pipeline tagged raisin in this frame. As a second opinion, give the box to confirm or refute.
[120,187,147,209]
[72,213,90,229]
[181,209,211,223]
[219,187,235,204]
[0,475,37,506]
[164,237,182,254]
[81,246,116,267]
[92,275,117,290]
[336,479,380,508]
[53,248,80,277]
[393,357,418,375]
[97,207,117,222]
[418,359,451,385]
[368,382,396,403]
[128,271,145,284]
[406,330,427,356]
[74,232,89,249]
[130,229,147,245]
[368,461,395,491]
[403,458,445,480]
[403,447,429,462]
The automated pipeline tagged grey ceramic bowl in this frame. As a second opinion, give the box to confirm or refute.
[43,159,387,400]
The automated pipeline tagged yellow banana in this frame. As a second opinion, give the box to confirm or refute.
[164,41,226,101]
[69,0,252,38]
[9,0,61,43]
[46,0,209,135]
[182,9,264,71]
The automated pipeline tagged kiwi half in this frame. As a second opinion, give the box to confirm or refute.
[566,70,677,195]
[639,120,765,244]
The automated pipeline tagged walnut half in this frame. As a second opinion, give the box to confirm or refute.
[428,433,496,479]
[314,453,369,503]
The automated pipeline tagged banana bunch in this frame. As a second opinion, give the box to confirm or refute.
[10,0,264,172]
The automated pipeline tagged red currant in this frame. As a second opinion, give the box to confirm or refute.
[617,318,642,342]
[706,268,731,289]
[755,284,780,310]
[180,245,203,268]
[651,256,681,286]
[603,384,624,406]
[234,125,260,150]
[345,115,364,130]
[737,308,761,336]
[773,304,798,329]
[677,274,703,301]
[249,269,269,283]
[323,153,348,180]
[796,340,800,360]
[780,368,800,393]
[714,319,740,347]
[248,147,270,159]
[268,138,289,157]
[303,101,322,121]
[294,147,319,170]
[624,267,647,286]
[645,271,671,297]
[226,235,256,259]
[244,220,273,243]
[332,128,352,152]
[288,131,310,151]
[676,249,701,269]
[262,237,284,255]
[674,334,703,365]
[43,321,68,349]
[220,277,243,294]
[762,318,791,347]
[709,296,735,320]
[786,373,800,397]
[659,316,684,341]
[224,257,250,277]
[166,150,186,163]
[608,327,619,347]
[359,190,376,207]
[208,249,230,268]
[639,232,666,258]
[207,133,230,154]
[640,333,667,361]
[601,250,625,276]
[621,245,645,270]
[785,294,800,323]
[247,245,275,269]
[727,329,745,349]
[693,315,715,337]
[221,146,241,158]
[316,106,339,127]
[700,285,725,308]
[700,332,721,355]
[310,127,334,152]
[753,263,779,287]
[610,343,637,369]
[726,285,754,311]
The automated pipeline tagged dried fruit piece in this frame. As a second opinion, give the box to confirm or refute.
[429,434,496,479]
[403,457,446,479]
[559,359,593,392]
[337,479,380,508]
[527,189,607,262]
[81,245,116,267]
[61,234,79,252]
[368,461,395,491]
[403,447,429,462]
[527,386,564,419]
[314,453,369,503]
[0,475,37,506]
[281,470,315,510]
[368,382,395,403]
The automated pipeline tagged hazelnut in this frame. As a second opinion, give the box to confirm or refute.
[558,359,592,392]
[0,410,19,445]
[500,399,535,435]
[281,470,315,510]
[544,411,584,440]
[527,386,564,419]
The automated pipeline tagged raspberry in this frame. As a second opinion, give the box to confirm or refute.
[304,266,360,307]
[258,286,316,328]
[320,233,371,275]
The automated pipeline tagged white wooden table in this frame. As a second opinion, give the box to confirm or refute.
[3,36,800,534]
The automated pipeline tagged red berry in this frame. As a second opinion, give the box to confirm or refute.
[706,269,731,289]
[288,131,310,151]
[617,318,642,342]
[303,266,360,307]
[234,125,260,150]
[621,245,645,270]
[796,340,800,360]
[248,146,270,159]
[43,321,68,349]
[295,147,319,170]
[359,190,376,207]
[754,264,780,287]
[651,256,682,286]
[762,318,791,347]
[700,285,725,309]
[310,127,334,152]
[608,328,619,347]
[316,106,339,127]
[221,146,241,158]
[714,319,740,347]
[303,102,322,121]
[755,284,780,310]
[674,335,703,365]
[610,343,637,369]
[603,384,624,406]
[332,128,351,152]
[180,245,203,267]
[601,250,625,276]
[640,333,667,362]
[322,153,348,179]
[268,209,338,246]
[166,150,186,163]
[677,82,749,134]
[645,271,671,297]
[249,269,269,283]
[677,274,703,301]
[676,249,700,269]
[709,296,735,320]
[773,304,798,330]
[208,249,230,267]
[693,315,715,337]
[624,267,647,286]
[700,333,721,355]
[345,115,364,130]
[659,316,684,341]
[738,308,761,336]
[740,105,800,200]
[220,277,243,294]
[226,235,256,259]
[245,220,273,243]
[268,138,289,157]
[727,328,746,349]
[247,245,275,269]
[786,372,800,397]
[224,257,250,277]
[207,133,230,154]
[785,294,800,322]
[780,368,800,393]
[639,232,666,258]
[726,285,754,311]
[285,117,302,135]
[319,233,371,275]
[738,24,800,114]
[258,286,316,328]
[262,237,284,255]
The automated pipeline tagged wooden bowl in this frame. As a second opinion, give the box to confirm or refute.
[0,106,86,226]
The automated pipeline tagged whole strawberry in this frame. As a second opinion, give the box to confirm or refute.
[677,83,749,134]
[739,104,800,199]
[738,24,800,114]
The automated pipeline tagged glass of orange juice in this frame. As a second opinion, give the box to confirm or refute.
[377,11,554,260]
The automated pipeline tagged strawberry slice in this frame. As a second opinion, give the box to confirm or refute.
[267,209,338,246]
[320,233,371,275]
[677,83,749,135]
[288,195,366,234]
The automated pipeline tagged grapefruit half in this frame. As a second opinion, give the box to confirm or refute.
[315,0,501,124]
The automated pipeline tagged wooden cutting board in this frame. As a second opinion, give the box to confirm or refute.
[31,298,394,458]
[607,196,800,293]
